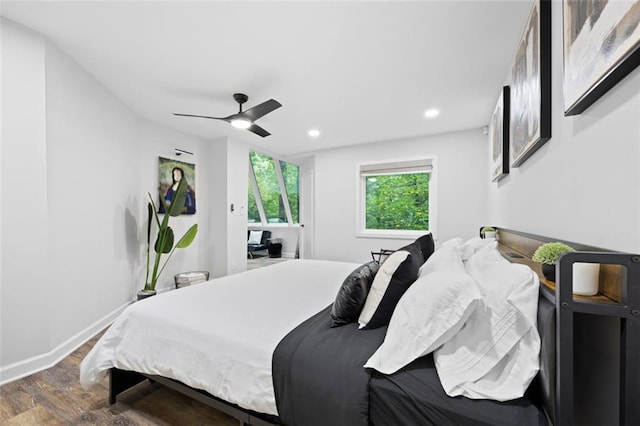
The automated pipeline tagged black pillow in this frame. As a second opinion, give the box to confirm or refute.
[358,247,421,330]
[330,261,379,327]
[411,233,435,264]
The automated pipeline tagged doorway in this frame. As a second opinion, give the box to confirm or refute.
[300,170,314,259]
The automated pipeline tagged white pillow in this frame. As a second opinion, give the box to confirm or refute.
[419,243,464,277]
[357,250,412,329]
[460,237,497,261]
[248,230,263,244]
[438,237,463,250]
[434,243,541,401]
[465,245,538,302]
[364,268,481,374]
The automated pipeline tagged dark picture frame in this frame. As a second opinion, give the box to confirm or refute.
[509,0,552,168]
[490,86,510,182]
[563,1,640,116]
[158,157,196,215]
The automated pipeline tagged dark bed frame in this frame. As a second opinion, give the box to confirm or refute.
[109,228,639,425]
[109,368,276,426]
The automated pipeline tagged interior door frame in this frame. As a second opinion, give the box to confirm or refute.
[299,170,314,259]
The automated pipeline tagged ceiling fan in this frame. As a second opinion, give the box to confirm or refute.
[173,93,282,137]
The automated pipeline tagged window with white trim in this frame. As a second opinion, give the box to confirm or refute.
[248,151,299,225]
[357,159,435,238]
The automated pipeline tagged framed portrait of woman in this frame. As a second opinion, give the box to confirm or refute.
[158,157,196,215]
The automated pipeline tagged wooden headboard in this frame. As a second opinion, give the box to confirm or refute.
[492,227,625,303]
[486,227,639,425]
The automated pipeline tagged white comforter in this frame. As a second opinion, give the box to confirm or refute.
[80,259,358,415]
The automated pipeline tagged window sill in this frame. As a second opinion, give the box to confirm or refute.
[248,223,301,229]
[356,230,432,240]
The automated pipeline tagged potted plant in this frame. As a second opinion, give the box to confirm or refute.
[532,242,574,282]
[139,178,198,300]
[481,226,497,240]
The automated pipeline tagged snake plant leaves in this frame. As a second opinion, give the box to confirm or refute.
[168,177,189,217]
[176,224,198,249]
[155,226,174,254]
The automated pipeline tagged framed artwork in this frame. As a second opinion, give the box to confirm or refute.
[490,86,511,182]
[563,0,640,116]
[510,0,552,168]
[158,157,196,215]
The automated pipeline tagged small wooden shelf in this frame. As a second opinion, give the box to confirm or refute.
[498,230,623,304]
[493,227,640,425]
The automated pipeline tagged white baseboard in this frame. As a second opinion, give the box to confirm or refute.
[0,301,131,386]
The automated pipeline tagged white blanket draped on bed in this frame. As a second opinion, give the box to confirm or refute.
[434,244,540,401]
[80,259,359,416]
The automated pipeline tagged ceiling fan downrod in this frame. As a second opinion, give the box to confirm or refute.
[233,93,249,113]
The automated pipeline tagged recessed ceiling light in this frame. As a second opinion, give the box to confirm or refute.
[308,128,321,138]
[424,109,440,118]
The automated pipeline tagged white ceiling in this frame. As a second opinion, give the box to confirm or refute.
[1,1,532,157]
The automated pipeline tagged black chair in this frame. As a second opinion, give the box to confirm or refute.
[248,230,271,258]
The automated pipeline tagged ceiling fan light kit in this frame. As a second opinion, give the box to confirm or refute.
[174,93,282,138]
[231,118,252,129]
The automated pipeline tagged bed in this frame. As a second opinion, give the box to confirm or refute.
[80,229,639,425]
[81,259,360,418]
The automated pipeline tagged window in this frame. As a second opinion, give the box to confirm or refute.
[280,160,299,223]
[358,159,435,238]
[248,151,299,225]
[247,181,261,223]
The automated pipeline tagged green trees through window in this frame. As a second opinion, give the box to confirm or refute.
[280,160,299,223]
[365,173,429,230]
[359,159,433,235]
[249,151,299,225]
[247,181,261,223]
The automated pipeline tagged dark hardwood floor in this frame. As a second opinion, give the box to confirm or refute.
[0,332,238,425]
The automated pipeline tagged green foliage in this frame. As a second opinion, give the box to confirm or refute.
[365,173,429,231]
[144,178,198,291]
[250,151,285,223]
[247,181,261,223]
[249,151,299,224]
[154,227,174,254]
[481,226,496,235]
[280,160,299,223]
[532,242,574,265]
[176,225,198,248]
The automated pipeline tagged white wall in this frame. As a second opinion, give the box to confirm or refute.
[207,139,229,277]
[227,139,250,274]
[311,129,488,264]
[0,19,212,383]
[1,19,50,368]
[137,121,205,291]
[488,0,640,253]
[206,137,250,278]
[45,40,140,351]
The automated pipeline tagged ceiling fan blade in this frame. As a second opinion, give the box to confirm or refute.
[173,113,228,121]
[241,99,282,121]
[248,123,271,138]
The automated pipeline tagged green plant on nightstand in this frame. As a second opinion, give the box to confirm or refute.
[532,242,574,282]
[481,226,497,239]
[138,178,198,300]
